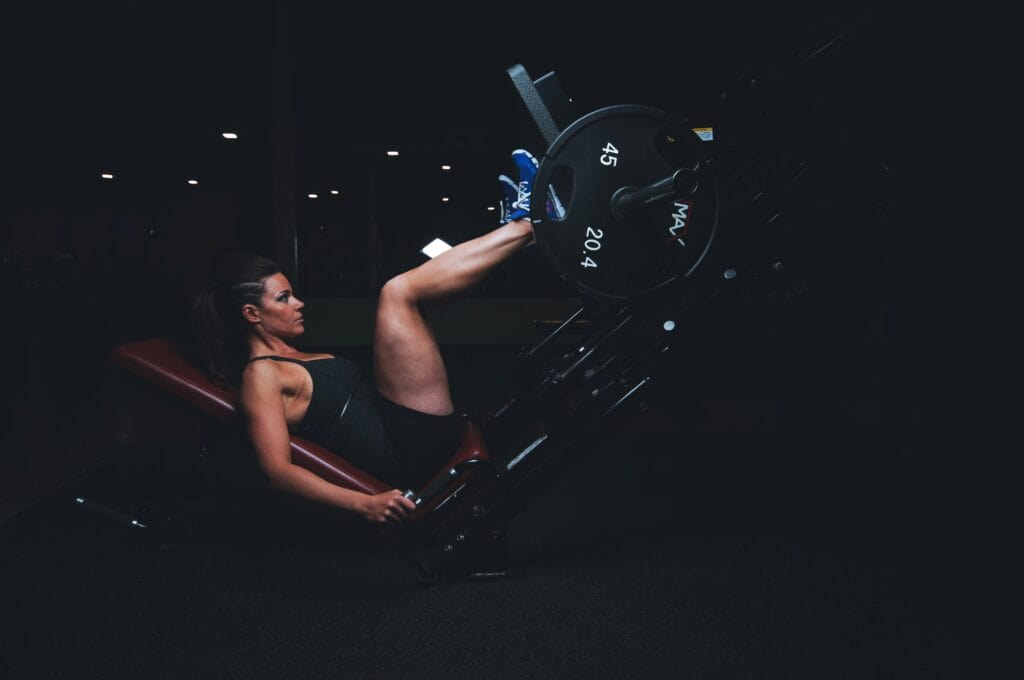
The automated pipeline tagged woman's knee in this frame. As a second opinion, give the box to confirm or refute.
[379,272,417,309]
[376,274,427,341]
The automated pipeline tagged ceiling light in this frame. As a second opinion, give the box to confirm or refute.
[441,164,451,170]
[487,206,495,211]
[187,179,199,185]
[222,132,239,139]
[386,150,399,157]
[441,197,449,202]
[101,173,114,180]
[330,190,339,195]
[308,193,318,199]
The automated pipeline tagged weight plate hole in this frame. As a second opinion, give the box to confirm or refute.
[547,166,574,222]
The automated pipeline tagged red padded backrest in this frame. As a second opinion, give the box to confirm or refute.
[111,338,236,421]
[110,338,488,496]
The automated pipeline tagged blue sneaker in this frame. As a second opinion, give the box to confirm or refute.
[509,149,537,220]
[497,174,518,224]
[511,148,566,221]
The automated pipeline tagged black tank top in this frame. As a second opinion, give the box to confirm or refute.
[247,355,398,479]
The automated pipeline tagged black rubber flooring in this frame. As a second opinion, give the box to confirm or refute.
[1,426,963,679]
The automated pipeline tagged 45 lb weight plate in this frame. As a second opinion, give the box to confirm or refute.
[532,105,718,300]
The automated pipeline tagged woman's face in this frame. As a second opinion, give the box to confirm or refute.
[246,272,305,338]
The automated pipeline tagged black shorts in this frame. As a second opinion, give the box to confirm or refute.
[375,396,462,490]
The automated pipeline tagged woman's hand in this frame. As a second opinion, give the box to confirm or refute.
[360,489,417,525]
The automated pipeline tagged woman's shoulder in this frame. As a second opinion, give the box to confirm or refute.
[240,357,285,390]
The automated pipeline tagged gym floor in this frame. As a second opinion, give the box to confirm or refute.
[1,401,963,678]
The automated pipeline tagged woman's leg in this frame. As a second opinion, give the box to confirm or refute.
[373,218,534,415]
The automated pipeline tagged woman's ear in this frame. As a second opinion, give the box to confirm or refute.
[241,304,261,324]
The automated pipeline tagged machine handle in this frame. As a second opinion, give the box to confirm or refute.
[403,459,490,508]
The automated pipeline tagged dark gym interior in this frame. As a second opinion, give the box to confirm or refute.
[1,4,960,678]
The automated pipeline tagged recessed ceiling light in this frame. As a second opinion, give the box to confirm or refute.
[308,193,318,199]
[441,164,452,171]
[441,197,449,202]
[386,150,399,157]
[187,179,199,185]
[222,132,238,139]
[487,206,495,211]
[101,173,114,180]
[330,190,339,195]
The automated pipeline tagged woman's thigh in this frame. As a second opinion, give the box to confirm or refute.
[372,275,454,416]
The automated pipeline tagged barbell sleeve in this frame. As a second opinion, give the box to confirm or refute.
[611,167,700,221]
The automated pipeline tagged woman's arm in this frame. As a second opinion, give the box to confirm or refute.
[239,361,415,524]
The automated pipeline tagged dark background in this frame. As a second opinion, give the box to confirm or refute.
[1,4,959,677]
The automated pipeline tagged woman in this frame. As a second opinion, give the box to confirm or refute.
[193,150,543,525]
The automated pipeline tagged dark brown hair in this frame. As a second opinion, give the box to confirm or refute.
[192,251,281,386]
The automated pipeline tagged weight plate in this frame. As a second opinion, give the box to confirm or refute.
[532,105,718,300]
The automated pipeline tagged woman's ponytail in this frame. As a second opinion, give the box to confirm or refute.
[192,252,281,386]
